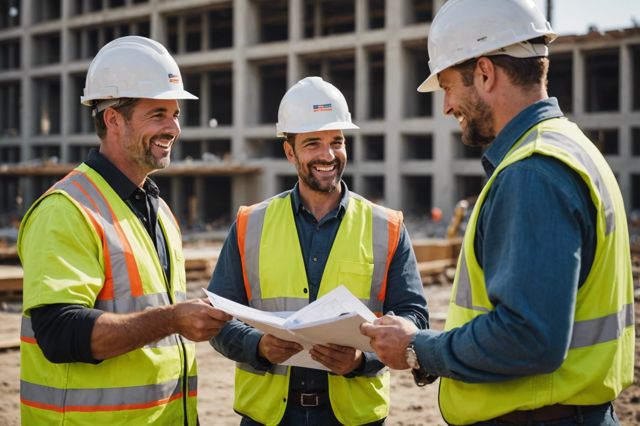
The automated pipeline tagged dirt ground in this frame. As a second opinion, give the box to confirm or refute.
[0,282,638,425]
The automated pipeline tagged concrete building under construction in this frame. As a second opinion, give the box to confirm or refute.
[1,0,639,231]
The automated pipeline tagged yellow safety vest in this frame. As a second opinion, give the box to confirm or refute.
[440,118,635,425]
[234,191,402,426]
[19,164,197,425]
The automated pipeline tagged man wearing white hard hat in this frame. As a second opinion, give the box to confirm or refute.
[18,36,231,425]
[362,0,634,425]
[208,76,429,425]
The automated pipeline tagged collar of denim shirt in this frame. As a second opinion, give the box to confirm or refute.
[481,97,565,178]
[291,180,349,221]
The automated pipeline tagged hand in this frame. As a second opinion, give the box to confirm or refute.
[310,344,364,375]
[360,314,418,369]
[172,298,232,341]
[258,334,303,364]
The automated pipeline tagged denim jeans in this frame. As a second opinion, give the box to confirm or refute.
[471,403,619,426]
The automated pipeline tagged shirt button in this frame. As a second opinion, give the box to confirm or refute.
[303,288,308,294]
[312,257,318,262]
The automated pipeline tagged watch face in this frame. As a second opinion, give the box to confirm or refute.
[405,346,420,370]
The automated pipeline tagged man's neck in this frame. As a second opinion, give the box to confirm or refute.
[99,144,147,187]
[298,184,342,222]
[492,86,547,135]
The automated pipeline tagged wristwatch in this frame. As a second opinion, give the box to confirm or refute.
[405,344,437,387]
[405,345,421,370]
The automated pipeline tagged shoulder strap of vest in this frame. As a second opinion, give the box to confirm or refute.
[236,191,291,301]
[52,168,144,299]
[370,202,403,303]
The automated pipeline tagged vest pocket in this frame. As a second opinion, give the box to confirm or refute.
[337,261,374,299]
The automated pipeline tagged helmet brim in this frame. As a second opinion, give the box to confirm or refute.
[276,121,360,138]
[417,73,440,93]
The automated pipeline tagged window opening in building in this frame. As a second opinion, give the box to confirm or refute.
[404,42,432,117]
[363,135,385,161]
[403,134,433,160]
[585,49,619,112]
[304,0,355,38]
[362,175,385,204]
[402,175,432,216]
[548,53,573,113]
[368,49,385,119]
[368,0,385,29]
[585,128,619,156]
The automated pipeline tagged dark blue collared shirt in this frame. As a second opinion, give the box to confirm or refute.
[414,98,597,382]
[209,182,429,393]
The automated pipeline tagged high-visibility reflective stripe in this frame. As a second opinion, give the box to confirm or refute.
[570,303,634,349]
[250,297,308,312]
[520,131,615,235]
[21,316,35,340]
[237,362,288,376]
[21,377,196,412]
[94,292,172,313]
[370,203,401,313]
[454,254,490,313]
[243,201,270,302]
[54,171,144,299]
[456,249,634,347]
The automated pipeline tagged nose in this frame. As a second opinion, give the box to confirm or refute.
[443,92,453,116]
[318,141,336,162]
[166,116,181,137]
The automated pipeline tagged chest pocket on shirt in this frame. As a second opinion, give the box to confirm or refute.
[337,261,374,299]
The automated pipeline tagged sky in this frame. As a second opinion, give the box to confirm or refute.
[533,0,640,35]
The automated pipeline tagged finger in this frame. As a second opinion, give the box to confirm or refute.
[360,322,377,336]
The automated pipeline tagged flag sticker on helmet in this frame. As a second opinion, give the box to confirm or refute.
[313,103,333,112]
[168,73,180,84]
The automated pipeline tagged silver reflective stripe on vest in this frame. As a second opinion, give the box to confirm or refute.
[237,362,288,376]
[174,291,187,303]
[243,199,272,302]
[521,130,615,235]
[454,254,490,313]
[570,303,634,349]
[21,378,185,410]
[54,172,135,300]
[369,203,390,313]
[94,292,172,313]
[21,316,35,339]
[188,375,197,393]
[251,297,308,312]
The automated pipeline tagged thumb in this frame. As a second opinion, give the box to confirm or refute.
[359,322,376,336]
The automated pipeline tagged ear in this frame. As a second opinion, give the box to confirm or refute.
[283,140,296,164]
[103,107,124,135]
[474,57,497,93]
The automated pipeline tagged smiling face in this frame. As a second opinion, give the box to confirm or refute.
[103,98,181,184]
[439,67,495,147]
[284,130,346,194]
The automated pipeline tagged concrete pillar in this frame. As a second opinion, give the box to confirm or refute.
[149,0,164,42]
[289,0,302,41]
[383,0,402,208]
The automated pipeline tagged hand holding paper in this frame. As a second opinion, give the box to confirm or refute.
[203,286,377,370]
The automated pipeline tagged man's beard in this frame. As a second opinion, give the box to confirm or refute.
[298,158,344,193]
[461,90,495,147]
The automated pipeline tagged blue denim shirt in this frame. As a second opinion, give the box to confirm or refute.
[209,182,429,392]
[414,98,597,382]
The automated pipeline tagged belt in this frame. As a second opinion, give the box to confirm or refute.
[493,402,611,423]
[289,391,330,407]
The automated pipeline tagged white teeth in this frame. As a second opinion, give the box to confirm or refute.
[153,141,171,149]
[457,115,464,124]
[314,165,334,172]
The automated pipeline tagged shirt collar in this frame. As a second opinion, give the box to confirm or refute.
[291,180,350,219]
[85,148,159,200]
[481,97,564,177]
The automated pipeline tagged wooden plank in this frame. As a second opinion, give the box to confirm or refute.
[0,266,22,292]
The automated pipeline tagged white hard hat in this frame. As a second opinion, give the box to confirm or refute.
[81,36,197,107]
[276,76,359,137]
[417,0,556,93]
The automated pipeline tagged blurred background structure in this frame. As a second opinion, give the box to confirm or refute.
[0,0,639,236]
